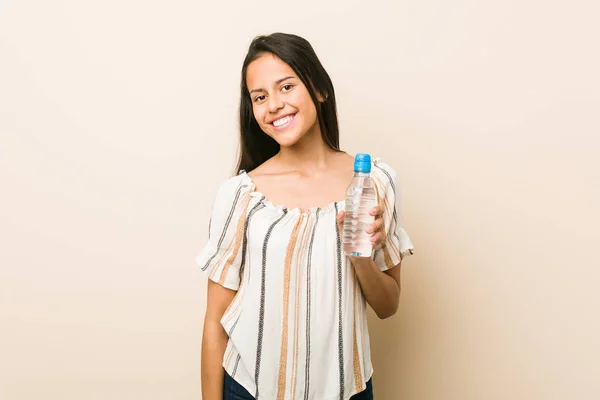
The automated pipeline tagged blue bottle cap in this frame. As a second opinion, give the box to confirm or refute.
[354,153,372,173]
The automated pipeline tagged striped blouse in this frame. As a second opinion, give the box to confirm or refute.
[196,159,414,400]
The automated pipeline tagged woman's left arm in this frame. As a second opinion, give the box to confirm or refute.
[350,257,401,319]
[337,205,402,319]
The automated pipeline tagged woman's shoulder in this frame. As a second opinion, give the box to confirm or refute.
[211,171,253,201]
[372,158,398,182]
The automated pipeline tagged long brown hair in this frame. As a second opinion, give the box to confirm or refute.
[235,33,342,173]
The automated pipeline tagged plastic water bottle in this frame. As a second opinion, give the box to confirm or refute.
[342,153,378,257]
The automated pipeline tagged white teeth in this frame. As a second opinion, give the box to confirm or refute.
[273,115,293,127]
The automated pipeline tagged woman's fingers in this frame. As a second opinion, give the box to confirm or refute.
[337,210,345,225]
[366,217,384,234]
[340,209,384,248]
[369,205,383,217]
[370,231,384,247]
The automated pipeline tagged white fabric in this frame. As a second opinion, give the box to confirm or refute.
[196,160,414,400]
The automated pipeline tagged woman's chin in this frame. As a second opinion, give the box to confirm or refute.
[271,130,304,148]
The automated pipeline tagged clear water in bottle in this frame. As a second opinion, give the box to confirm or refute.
[343,154,378,257]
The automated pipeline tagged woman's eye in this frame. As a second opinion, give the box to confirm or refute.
[254,95,266,102]
[282,84,293,92]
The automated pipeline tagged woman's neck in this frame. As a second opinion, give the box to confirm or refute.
[276,132,338,172]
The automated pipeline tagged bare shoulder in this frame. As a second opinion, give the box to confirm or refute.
[337,151,355,171]
[331,151,356,181]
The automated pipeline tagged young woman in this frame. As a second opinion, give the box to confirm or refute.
[197,32,414,400]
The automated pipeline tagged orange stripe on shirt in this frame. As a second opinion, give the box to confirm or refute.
[218,193,252,285]
[372,175,400,267]
[291,213,312,399]
[352,268,364,391]
[276,214,305,400]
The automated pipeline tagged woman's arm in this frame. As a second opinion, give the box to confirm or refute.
[350,257,401,319]
[201,280,236,399]
[337,207,402,319]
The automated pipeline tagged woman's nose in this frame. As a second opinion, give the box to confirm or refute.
[267,93,284,112]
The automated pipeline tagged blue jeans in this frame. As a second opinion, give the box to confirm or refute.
[223,370,374,399]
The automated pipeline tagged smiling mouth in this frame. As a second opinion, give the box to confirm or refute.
[271,114,296,128]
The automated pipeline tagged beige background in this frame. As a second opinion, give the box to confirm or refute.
[1,0,599,399]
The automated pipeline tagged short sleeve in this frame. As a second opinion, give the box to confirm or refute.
[195,176,252,290]
[371,162,415,271]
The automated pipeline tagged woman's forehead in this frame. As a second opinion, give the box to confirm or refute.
[247,54,298,86]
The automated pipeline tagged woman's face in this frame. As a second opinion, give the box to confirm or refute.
[246,53,321,148]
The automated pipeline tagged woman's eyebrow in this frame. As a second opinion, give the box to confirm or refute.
[249,76,296,94]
